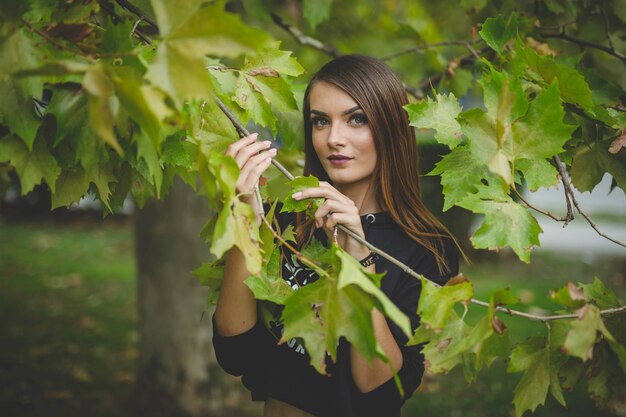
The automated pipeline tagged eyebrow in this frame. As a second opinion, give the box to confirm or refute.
[310,105,362,117]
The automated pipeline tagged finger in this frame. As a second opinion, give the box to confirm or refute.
[237,149,276,193]
[225,133,259,158]
[233,140,273,168]
[292,186,351,203]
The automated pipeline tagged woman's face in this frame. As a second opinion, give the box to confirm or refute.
[309,81,377,191]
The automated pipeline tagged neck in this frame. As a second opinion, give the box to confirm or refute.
[335,179,380,215]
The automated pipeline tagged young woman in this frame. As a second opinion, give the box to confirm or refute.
[213,54,459,417]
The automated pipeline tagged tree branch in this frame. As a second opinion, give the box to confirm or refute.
[114,0,158,30]
[270,12,342,58]
[20,18,93,60]
[381,40,482,61]
[270,12,429,99]
[540,30,626,64]
[216,98,626,322]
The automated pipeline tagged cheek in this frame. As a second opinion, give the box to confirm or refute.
[312,132,325,157]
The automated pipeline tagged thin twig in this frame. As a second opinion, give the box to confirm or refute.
[416,47,488,94]
[98,0,152,44]
[21,19,93,60]
[541,31,626,64]
[270,13,341,58]
[216,98,626,321]
[553,156,626,248]
[553,156,575,223]
[115,0,158,30]
[600,0,616,52]
[513,188,571,223]
[381,40,482,61]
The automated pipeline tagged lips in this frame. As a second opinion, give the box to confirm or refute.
[327,154,353,166]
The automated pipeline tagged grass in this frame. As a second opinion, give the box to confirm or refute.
[0,217,624,417]
[0,217,136,417]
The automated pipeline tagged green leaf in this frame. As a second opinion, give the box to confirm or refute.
[51,166,87,209]
[479,13,518,56]
[580,277,622,309]
[243,42,305,77]
[512,346,551,417]
[571,141,626,193]
[82,63,123,155]
[110,67,164,148]
[429,145,502,211]
[210,200,262,275]
[303,0,333,30]
[46,86,102,172]
[206,151,262,274]
[417,276,473,331]
[87,160,117,211]
[508,336,545,373]
[281,245,403,374]
[458,191,542,262]
[161,135,195,169]
[473,330,511,374]
[135,130,163,196]
[405,92,463,149]
[550,282,586,309]
[146,1,271,105]
[515,39,594,111]
[586,342,612,407]
[281,175,324,217]
[0,29,48,148]
[516,158,558,191]
[409,311,469,373]
[0,134,60,194]
[335,248,410,338]
[192,261,224,305]
[245,248,294,304]
[563,304,601,361]
[511,81,576,160]
[189,98,239,156]
[280,272,377,373]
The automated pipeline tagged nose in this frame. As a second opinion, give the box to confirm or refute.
[327,122,346,148]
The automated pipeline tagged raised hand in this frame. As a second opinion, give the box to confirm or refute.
[292,181,369,260]
[225,133,277,207]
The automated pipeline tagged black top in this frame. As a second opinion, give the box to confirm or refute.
[213,209,459,417]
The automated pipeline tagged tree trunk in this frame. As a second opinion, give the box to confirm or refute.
[134,178,261,417]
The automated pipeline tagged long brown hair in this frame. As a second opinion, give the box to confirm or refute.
[297,54,457,272]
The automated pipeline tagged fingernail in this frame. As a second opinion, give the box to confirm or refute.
[292,192,302,200]
[263,140,271,146]
[269,148,277,154]
[251,133,259,139]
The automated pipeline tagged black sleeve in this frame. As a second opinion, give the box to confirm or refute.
[212,314,275,377]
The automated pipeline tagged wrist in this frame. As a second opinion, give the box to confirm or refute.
[358,252,379,267]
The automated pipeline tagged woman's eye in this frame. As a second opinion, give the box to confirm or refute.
[350,114,368,126]
[311,117,329,128]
